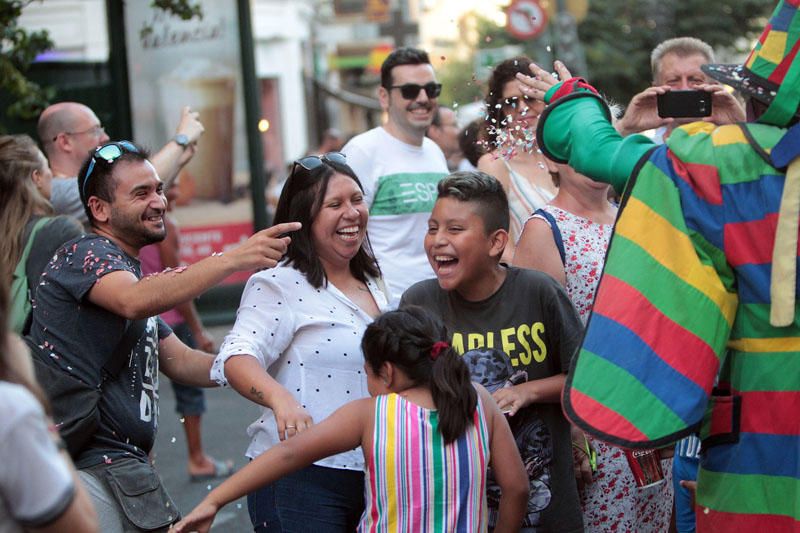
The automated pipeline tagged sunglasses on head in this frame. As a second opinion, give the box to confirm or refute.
[293,152,348,173]
[389,82,443,100]
[81,141,139,198]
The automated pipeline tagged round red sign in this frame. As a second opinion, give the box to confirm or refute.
[505,0,548,40]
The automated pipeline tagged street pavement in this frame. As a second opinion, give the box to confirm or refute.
[152,324,260,532]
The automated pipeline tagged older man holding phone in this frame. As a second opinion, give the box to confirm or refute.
[614,37,745,141]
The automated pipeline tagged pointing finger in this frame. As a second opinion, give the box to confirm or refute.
[262,222,302,238]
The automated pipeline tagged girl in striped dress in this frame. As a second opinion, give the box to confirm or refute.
[174,306,528,533]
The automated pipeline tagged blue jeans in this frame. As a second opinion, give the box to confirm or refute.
[673,442,700,533]
[247,464,364,532]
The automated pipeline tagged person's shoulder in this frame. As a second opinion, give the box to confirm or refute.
[343,127,382,151]
[72,233,120,252]
[402,277,442,302]
[64,235,134,270]
[50,176,79,194]
[477,152,508,181]
[44,215,84,238]
[421,137,447,157]
[0,382,41,427]
[506,265,562,292]
[247,263,306,288]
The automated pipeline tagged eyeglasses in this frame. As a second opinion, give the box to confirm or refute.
[389,82,442,100]
[293,152,348,173]
[52,124,105,143]
[81,141,139,198]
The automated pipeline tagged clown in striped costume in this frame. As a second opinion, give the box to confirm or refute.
[522,1,800,530]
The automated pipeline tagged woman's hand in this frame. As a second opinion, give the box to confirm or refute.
[516,60,574,103]
[271,389,314,441]
[170,500,219,533]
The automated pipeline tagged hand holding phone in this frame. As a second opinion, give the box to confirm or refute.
[656,90,713,118]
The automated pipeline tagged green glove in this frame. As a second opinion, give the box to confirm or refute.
[537,82,655,195]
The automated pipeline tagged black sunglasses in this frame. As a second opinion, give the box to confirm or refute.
[81,141,139,198]
[293,152,348,174]
[389,82,442,100]
[502,95,533,109]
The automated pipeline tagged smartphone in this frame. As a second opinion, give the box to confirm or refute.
[656,90,712,118]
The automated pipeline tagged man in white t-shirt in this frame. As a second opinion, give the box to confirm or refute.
[342,47,449,298]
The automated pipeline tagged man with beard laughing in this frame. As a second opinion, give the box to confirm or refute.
[25,141,300,532]
[342,47,449,300]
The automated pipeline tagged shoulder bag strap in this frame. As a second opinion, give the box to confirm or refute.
[14,217,51,280]
[532,208,566,265]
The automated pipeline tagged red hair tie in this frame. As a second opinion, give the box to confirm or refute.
[430,341,450,360]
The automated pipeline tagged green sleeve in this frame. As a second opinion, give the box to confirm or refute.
[538,92,655,195]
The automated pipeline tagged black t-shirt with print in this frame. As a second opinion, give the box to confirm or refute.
[401,266,584,532]
[28,234,172,468]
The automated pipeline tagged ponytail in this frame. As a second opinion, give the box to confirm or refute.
[430,343,477,443]
[362,306,477,444]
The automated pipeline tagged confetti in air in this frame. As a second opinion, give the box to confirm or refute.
[482,103,540,161]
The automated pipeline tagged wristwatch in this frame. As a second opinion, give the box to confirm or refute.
[172,133,190,149]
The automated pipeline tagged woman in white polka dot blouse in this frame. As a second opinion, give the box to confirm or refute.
[211,152,391,532]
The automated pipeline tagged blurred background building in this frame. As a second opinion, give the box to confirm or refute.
[3,0,770,320]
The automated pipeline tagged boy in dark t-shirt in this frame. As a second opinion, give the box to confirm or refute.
[401,170,584,532]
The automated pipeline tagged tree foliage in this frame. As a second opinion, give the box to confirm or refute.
[465,0,774,106]
[0,0,202,120]
[1,1,54,119]
[577,0,773,104]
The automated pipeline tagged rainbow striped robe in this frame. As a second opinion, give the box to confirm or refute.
[360,393,489,532]
[562,121,800,531]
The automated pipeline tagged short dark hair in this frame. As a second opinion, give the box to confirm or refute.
[77,141,150,227]
[437,170,509,234]
[485,56,534,146]
[380,47,431,89]
[274,157,381,288]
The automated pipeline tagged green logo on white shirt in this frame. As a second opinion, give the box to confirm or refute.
[370,172,447,216]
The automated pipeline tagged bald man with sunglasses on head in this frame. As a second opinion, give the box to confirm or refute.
[26,141,299,532]
[37,102,204,227]
[342,47,449,300]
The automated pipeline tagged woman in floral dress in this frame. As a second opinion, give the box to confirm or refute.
[514,162,674,532]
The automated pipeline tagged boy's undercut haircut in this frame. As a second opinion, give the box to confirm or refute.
[380,47,431,89]
[437,170,509,233]
[651,37,715,80]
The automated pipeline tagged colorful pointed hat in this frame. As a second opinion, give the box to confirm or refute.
[702,0,800,127]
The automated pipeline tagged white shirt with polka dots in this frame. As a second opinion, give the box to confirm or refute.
[213,264,391,471]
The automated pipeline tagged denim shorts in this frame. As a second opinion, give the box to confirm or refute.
[247,464,364,532]
[169,322,206,416]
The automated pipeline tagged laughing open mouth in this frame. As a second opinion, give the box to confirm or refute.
[336,225,360,240]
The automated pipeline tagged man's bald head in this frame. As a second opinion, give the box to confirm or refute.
[38,102,109,177]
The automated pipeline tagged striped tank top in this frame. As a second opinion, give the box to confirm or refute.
[503,159,556,244]
[359,393,490,533]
